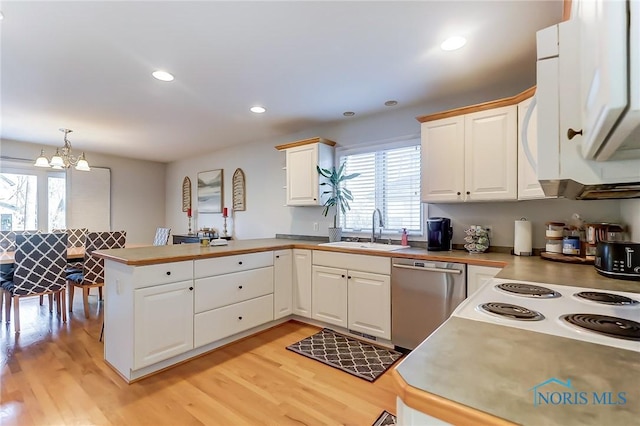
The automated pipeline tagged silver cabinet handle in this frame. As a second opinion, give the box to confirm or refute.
[392,264,462,274]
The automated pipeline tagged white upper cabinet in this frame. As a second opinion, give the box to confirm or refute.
[276,138,335,206]
[517,96,547,200]
[421,105,517,203]
[421,116,465,202]
[464,106,518,201]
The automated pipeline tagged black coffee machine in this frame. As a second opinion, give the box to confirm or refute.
[427,217,453,251]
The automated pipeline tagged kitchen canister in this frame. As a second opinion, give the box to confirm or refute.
[514,218,533,256]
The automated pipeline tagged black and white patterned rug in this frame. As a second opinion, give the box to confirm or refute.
[372,410,397,426]
[286,328,403,382]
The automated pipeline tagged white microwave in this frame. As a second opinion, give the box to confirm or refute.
[530,1,640,200]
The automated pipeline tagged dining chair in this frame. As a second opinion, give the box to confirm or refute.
[53,228,89,272]
[0,230,40,252]
[67,231,126,319]
[0,233,68,332]
[153,227,171,246]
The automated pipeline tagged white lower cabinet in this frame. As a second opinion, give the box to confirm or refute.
[133,280,194,370]
[274,249,293,319]
[312,251,391,340]
[348,271,391,340]
[193,256,275,348]
[466,265,501,297]
[292,249,312,318]
[311,265,348,328]
[194,294,274,347]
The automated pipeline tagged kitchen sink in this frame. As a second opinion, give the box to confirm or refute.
[318,241,410,252]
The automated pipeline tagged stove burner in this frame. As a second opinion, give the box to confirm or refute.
[561,314,640,341]
[495,283,561,298]
[479,302,545,321]
[574,292,640,306]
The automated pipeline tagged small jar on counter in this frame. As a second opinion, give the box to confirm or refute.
[562,236,581,256]
[545,222,565,238]
[545,238,563,254]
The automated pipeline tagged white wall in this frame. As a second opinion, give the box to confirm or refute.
[166,86,626,247]
[620,200,640,241]
[1,139,166,244]
[428,198,623,249]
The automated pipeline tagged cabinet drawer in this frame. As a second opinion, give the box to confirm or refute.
[312,251,390,275]
[194,252,273,278]
[194,294,274,347]
[194,266,274,313]
[132,261,194,289]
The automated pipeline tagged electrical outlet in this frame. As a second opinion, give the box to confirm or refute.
[313,222,319,231]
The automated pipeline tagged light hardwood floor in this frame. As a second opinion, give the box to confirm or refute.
[1,294,398,425]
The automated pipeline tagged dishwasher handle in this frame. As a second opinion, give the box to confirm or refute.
[392,263,462,275]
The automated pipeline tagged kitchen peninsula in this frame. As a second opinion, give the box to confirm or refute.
[94,238,640,425]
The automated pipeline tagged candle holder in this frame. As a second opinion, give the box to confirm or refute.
[188,216,193,235]
[222,216,228,237]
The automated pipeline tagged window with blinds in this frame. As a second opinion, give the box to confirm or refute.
[339,143,422,234]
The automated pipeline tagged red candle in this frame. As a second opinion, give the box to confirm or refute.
[223,207,228,217]
[187,208,192,217]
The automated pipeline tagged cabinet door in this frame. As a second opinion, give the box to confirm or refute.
[293,249,312,318]
[347,271,391,340]
[134,280,194,369]
[286,144,320,205]
[465,106,517,201]
[466,265,501,297]
[517,97,547,200]
[273,249,293,319]
[421,116,465,202]
[312,265,347,328]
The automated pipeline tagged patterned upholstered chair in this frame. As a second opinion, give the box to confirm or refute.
[153,227,171,246]
[0,230,40,252]
[67,231,126,319]
[0,233,68,332]
[53,228,89,272]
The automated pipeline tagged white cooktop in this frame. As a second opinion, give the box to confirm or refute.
[452,278,640,352]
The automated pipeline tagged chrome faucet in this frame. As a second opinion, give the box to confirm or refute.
[371,208,384,243]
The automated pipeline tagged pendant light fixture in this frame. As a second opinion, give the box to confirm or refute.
[34,128,91,171]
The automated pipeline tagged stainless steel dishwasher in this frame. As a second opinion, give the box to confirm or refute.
[391,258,466,350]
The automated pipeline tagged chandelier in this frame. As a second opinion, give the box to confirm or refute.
[34,128,91,171]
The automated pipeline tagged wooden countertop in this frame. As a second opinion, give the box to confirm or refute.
[94,238,638,292]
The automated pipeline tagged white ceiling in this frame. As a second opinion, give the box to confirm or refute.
[0,1,563,163]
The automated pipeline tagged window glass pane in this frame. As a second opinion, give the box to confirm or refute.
[48,175,66,231]
[340,143,421,234]
[0,173,38,231]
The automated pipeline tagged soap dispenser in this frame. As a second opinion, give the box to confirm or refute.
[401,228,408,246]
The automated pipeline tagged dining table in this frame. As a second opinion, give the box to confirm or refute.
[0,246,85,266]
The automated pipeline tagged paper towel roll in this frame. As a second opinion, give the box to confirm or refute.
[514,219,533,256]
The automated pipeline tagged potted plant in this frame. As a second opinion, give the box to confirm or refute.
[317,163,360,242]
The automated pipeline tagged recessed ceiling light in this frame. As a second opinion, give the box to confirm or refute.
[440,36,467,51]
[250,106,266,114]
[343,111,355,117]
[152,70,174,82]
[384,100,398,107]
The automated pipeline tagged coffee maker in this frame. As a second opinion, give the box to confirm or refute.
[427,217,453,251]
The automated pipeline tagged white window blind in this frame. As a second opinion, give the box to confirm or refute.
[339,144,421,233]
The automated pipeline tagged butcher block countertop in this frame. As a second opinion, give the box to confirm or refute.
[94,238,640,425]
[94,237,637,292]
